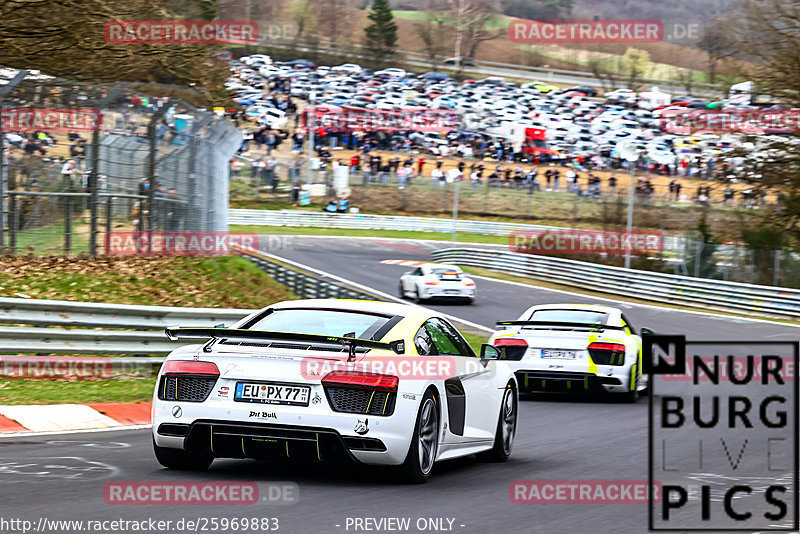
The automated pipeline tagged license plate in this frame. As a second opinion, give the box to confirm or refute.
[541,350,578,359]
[234,382,310,406]
[444,289,461,294]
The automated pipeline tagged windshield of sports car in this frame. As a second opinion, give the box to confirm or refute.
[247,308,393,339]
[526,309,609,325]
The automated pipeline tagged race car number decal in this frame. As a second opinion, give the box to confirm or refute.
[234,382,311,406]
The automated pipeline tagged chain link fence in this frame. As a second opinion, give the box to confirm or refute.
[1,68,241,255]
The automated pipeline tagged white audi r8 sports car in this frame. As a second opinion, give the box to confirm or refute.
[489,304,653,402]
[153,299,517,483]
[398,263,476,304]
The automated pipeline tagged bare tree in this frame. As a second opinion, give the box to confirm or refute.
[413,3,448,68]
[696,18,738,84]
[285,0,318,45]
[0,0,230,106]
[443,0,502,71]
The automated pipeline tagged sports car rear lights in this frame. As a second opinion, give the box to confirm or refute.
[322,371,398,391]
[162,360,220,377]
[464,282,475,287]
[158,361,219,403]
[493,338,528,346]
[587,342,627,366]
[493,338,528,361]
[322,372,398,416]
[424,281,439,285]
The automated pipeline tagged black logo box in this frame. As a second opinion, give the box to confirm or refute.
[645,336,799,532]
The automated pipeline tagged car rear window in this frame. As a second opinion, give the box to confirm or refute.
[248,309,392,339]
[431,268,463,279]
[527,309,609,325]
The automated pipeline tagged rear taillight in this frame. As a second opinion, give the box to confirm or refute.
[588,342,627,366]
[162,360,220,377]
[158,361,219,403]
[464,282,475,287]
[322,372,398,416]
[493,338,528,361]
[322,371,398,391]
[494,338,528,347]
[424,281,438,285]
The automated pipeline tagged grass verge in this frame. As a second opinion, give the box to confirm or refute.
[0,255,293,307]
[230,224,507,245]
[0,378,156,405]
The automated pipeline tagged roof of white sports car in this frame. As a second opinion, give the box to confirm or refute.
[268,298,430,319]
[527,303,620,313]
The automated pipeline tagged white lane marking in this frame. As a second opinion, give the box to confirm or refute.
[0,405,121,432]
[0,424,151,439]
[250,249,493,333]
[46,440,131,448]
[466,273,800,329]
[0,457,118,481]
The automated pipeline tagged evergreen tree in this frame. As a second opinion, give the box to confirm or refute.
[364,0,398,62]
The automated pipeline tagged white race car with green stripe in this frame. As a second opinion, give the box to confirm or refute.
[488,304,651,402]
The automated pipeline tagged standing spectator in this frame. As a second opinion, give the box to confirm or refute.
[165,188,182,231]
[431,161,445,188]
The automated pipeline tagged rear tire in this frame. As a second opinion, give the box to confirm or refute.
[412,287,426,304]
[153,439,213,471]
[478,383,517,462]
[398,390,439,483]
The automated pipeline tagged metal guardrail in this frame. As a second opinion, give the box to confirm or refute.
[431,248,800,320]
[0,298,252,329]
[0,251,377,358]
[228,209,684,252]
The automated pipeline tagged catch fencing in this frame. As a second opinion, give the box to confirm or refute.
[0,67,241,255]
[431,247,800,320]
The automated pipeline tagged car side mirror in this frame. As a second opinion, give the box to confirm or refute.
[480,344,501,361]
[640,327,655,336]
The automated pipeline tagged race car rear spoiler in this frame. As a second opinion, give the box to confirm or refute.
[495,320,625,331]
[165,327,405,361]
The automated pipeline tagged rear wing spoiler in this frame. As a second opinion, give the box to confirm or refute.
[495,321,625,331]
[165,327,405,360]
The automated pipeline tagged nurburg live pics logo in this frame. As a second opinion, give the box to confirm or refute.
[645,335,799,531]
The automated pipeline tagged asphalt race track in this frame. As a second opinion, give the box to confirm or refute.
[1,236,796,534]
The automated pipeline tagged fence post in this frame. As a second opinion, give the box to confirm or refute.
[774,250,781,287]
[64,198,72,254]
[105,197,113,254]
[9,194,17,254]
[0,70,28,253]
[88,87,123,256]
